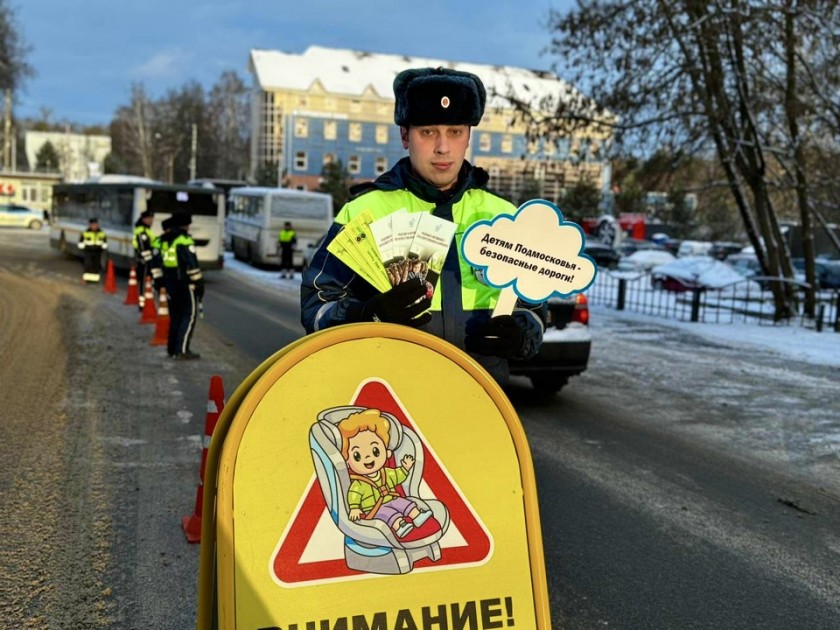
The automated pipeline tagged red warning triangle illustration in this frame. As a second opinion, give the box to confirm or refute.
[271,379,493,586]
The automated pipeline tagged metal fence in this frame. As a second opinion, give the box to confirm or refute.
[588,271,840,332]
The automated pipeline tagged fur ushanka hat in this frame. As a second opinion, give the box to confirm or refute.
[393,67,486,127]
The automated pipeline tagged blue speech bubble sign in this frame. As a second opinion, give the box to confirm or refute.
[460,199,598,315]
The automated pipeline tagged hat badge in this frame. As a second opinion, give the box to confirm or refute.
[441,95,450,109]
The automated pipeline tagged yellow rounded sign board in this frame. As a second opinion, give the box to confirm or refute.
[212,324,550,629]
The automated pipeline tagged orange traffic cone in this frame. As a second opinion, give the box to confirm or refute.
[139,276,157,324]
[150,288,170,346]
[124,265,139,306]
[182,375,225,543]
[103,260,117,294]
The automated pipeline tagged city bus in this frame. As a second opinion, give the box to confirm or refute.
[225,187,333,268]
[187,178,248,215]
[50,176,226,270]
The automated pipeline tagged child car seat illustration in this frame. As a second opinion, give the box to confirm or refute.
[309,406,450,575]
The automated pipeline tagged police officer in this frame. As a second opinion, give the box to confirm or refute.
[158,214,204,360]
[277,221,297,279]
[132,210,155,311]
[300,67,544,385]
[78,217,108,283]
[150,217,172,296]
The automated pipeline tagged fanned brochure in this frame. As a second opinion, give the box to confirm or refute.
[328,209,457,295]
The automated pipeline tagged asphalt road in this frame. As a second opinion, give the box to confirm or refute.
[204,259,840,629]
[2,229,839,629]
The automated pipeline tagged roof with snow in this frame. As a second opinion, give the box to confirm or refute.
[249,46,583,112]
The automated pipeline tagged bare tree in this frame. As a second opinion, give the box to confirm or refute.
[0,0,32,92]
[108,71,251,182]
[110,84,156,178]
[207,71,250,179]
[505,1,840,320]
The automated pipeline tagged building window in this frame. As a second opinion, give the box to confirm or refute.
[479,133,491,152]
[324,97,337,110]
[377,102,390,115]
[294,118,309,138]
[349,123,362,142]
[298,95,308,106]
[489,166,500,178]
[323,152,335,166]
[295,185,307,191]
[350,99,362,113]
[527,140,539,155]
[501,135,513,153]
[295,151,308,171]
[375,157,388,175]
[323,120,337,140]
[348,155,361,174]
[375,125,389,144]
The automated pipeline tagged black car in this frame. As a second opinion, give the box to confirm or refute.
[619,238,665,256]
[583,241,620,270]
[792,258,840,290]
[710,241,745,260]
[509,294,591,395]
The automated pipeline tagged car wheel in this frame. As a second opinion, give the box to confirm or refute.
[529,375,568,396]
[29,219,43,230]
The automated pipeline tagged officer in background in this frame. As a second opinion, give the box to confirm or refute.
[132,210,155,311]
[300,67,544,385]
[78,217,108,283]
[158,214,204,360]
[150,217,172,296]
[277,221,297,279]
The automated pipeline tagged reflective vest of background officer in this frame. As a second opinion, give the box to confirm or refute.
[132,210,155,311]
[159,214,204,360]
[277,222,297,279]
[78,217,108,283]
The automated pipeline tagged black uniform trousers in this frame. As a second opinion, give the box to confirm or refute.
[83,247,104,280]
[279,244,294,273]
[165,278,197,356]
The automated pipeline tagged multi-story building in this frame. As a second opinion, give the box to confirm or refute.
[248,46,611,207]
[24,130,111,183]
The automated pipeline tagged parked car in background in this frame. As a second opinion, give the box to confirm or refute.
[619,238,664,256]
[709,241,744,260]
[301,232,328,271]
[792,258,840,290]
[677,240,714,258]
[0,203,46,230]
[583,241,621,269]
[726,253,762,278]
[619,249,677,272]
[509,294,591,395]
[651,256,760,293]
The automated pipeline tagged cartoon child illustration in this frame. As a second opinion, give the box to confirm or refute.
[338,408,433,539]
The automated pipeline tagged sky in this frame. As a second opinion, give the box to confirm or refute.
[13,0,575,126]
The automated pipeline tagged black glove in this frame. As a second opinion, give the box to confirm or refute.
[193,280,205,301]
[153,276,164,292]
[349,279,431,327]
[465,315,526,359]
